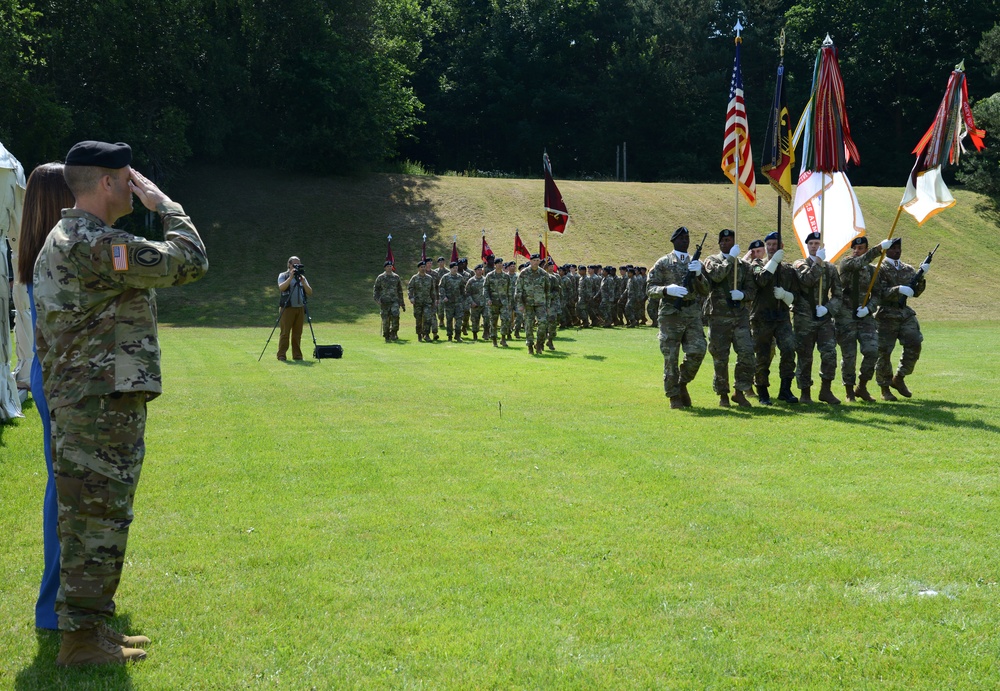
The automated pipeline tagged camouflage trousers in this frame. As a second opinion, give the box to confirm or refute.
[442,300,464,337]
[836,315,878,386]
[412,301,435,337]
[563,301,577,327]
[647,298,660,325]
[490,302,512,337]
[875,315,923,386]
[469,304,485,335]
[626,296,643,325]
[546,303,561,340]
[794,313,837,388]
[513,305,525,333]
[601,299,615,326]
[523,303,547,347]
[658,311,707,398]
[707,313,755,394]
[52,393,147,631]
[577,298,592,327]
[379,301,401,338]
[751,317,796,389]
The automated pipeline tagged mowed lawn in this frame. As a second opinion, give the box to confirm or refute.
[2,317,998,689]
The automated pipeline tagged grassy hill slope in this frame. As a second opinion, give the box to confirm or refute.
[163,167,1000,325]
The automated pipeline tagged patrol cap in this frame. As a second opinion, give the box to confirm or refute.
[65,140,132,168]
[384,260,394,267]
[764,231,780,242]
[748,239,764,250]
[449,260,458,267]
[805,232,822,242]
[719,229,735,241]
[850,236,868,247]
[671,226,689,241]
[530,253,540,260]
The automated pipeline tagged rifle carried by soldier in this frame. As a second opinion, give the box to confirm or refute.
[899,243,938,308]
[674,233,708,310]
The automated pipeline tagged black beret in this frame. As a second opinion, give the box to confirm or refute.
[494,257,503,263]
[545,258,555,266]
[764,231,780,242]
[671,226,689,241]
[749,239,764,250]
[384,260,394,267]
[805,232,822,243]
[65,140,132,169]
[850,236,869,247]
[475,263,484,270]
[459,257,468,263]
[889,238,902,248]
[719,229,734,241]
[417,259,426,266]
[437,256,446,262]
[530,253,540,259]
[449,260,458,267]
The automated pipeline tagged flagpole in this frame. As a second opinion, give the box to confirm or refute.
[733,25,742,293]
[776,28,785,250]
[819,173,826,305]
[862,206,903,306]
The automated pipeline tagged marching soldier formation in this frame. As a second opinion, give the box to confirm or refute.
[372,228,931,407]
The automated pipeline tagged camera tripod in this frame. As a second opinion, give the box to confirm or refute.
[258,276,319,361]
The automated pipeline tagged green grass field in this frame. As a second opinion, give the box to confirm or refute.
[2,171,999,688]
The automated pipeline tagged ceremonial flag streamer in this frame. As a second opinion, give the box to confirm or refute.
[901,62,986,225]
[450,237,459,264]
[543,153,569,234]
[539,241,548,261]
[385,234,395,266]
[513,231,531,260]
[792,35,864,261]
[762,56,794,204]
[482,232,495,263]
[721,32,757,206]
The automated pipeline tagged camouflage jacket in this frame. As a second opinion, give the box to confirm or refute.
[646,251,709,317]
[792,258,842,318]
[702,252,756,318]
[600,275,617,302]
[751,258,798,322]
[562,273,577,302]
[578,274,598,301]
[837,245,883,316]
[514,266,549,307]
[485,269,511,304]
[438,272,465,303]
[874,259,925,320]
[407,272,436,304]
[628,275,644,299]
[466,275,487,306]
[546,271,563,308]
[373,272,403,304]
[34,203,208,409]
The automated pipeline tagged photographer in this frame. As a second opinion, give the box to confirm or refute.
[277,256,313,360]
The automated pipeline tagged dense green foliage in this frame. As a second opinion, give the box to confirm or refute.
[0,0,998,183]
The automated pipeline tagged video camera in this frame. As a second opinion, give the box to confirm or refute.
[292,263,305,278]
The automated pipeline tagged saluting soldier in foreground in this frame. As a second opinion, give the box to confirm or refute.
[34,140,208,666]
[875,238,928,400]
[647,226,709,408]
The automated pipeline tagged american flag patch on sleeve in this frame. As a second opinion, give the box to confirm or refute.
[112,244,129,271]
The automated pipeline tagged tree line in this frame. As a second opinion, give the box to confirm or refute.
[0,0,998,189]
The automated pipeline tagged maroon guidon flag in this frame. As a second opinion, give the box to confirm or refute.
[513,231,531,260]
[385,234,395,266]
[450,238,459,264]
[482,232,495,263]
[543,152,570,233]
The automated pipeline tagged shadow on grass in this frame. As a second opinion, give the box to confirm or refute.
[583,354,607,362]
[15,615,141,689]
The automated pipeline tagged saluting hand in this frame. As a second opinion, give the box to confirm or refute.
[129,169,171,210]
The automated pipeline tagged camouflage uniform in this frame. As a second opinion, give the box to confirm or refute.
[751,256,798,393]
[874,259,925,386]
[600,272,617,326]
[647,252,709,398]
[792,257,843,389]
[637,270,649,324]
[373,271,404,340]
[485,267,512,342]
[625,273,643,326]
[703,252,756,395]
[407,272,437,340]
[562,270,577,327]
[34,203,208,631]
[545,268,562,344]
[465,273,487,338]
[459,267,473,334]
[514,265,549,350]
[577,270,595,327]
[438,271,466,339]
[431,264,447,335]
[836,245,883,387]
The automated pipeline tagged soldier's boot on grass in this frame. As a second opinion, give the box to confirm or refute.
[473,331,479,341]
[56,628,147,667]
[855,378,876,402]
[433,333,440,341]
[818,379,841,405]
[777,378,798,404]
[492,335,498,347]
[669,394,685,409]
[527,343,534,355]
[680,383,692,407]
[454,334,463,342]
[501,336,508,347]
[798,386,812,404]
[546,338,555,351]
[732,390,752,408]
[844,385,856,403]
[718,393,731,408]
[514,329,521,339]
[99,623,150,649]
[891,374,912,398]
[757,387,772,405]
[534,340,545,354]
[881,385,898,401]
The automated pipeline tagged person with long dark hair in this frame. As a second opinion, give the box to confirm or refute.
[17,162,75,631]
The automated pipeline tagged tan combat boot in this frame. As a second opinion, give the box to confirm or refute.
[56,628,147,667]
[881,385,898,402]
[799,386,812,404]
[818,379,841,405]
[855,378,876,402]
[669,395,685,409]
[732,390,752,408]
[891,374,912,398]
[99,622,151,648]
[844,385,856,403]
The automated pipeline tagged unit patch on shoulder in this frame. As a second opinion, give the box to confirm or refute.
[132,246,163,267]
[112,244,129,271]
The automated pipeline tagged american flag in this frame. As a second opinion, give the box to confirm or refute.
[112,244,129,271]
[721,38,757,206]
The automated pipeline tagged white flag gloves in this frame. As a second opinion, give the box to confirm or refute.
[920,262,931,274]
[728,245,741,258]
[856,305,870,318]
[730,289,744,301]
[782,290,794,306]
[771,249,785,263]
[666,284,688,298]
[817,247,827,261]
[880,239,893,250]
[773,286,787,301]
[764,257,781,274]
[898,285,915,298]
[815,304,828,318]
[688,260,702,273]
